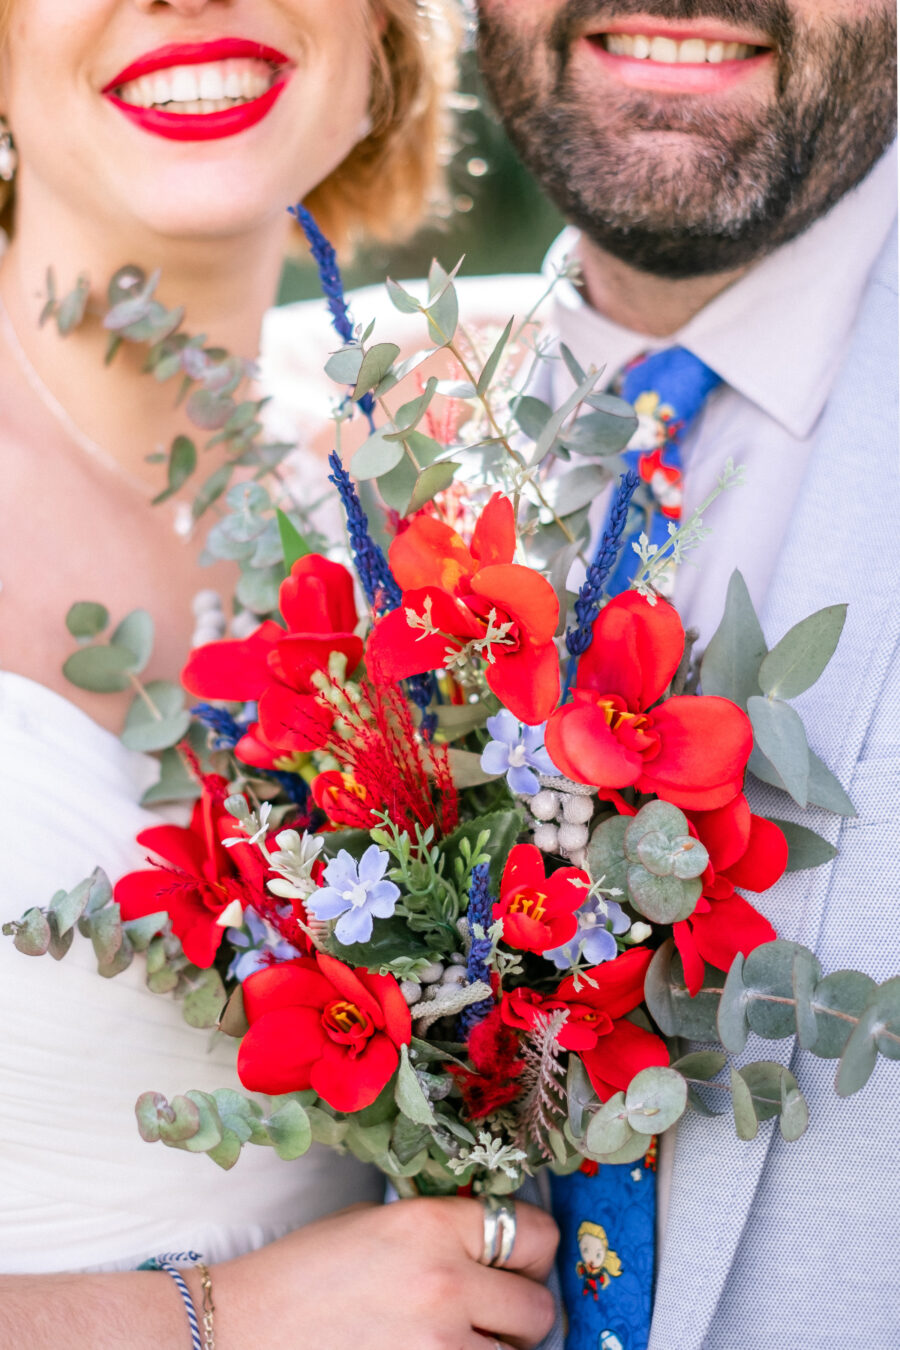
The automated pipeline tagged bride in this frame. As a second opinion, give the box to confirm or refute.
[0,0,557,1345]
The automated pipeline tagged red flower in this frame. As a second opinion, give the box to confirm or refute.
[182,556,362,767]
[115,777,266,968]
[365,493,560,725]
[545,592,753,811]
[673,797,784,994]
[493,844,587,954]
[237,952,412,1112]
[502,948,668,1101]
[311,770,378,829]
[448,1005,525,1119]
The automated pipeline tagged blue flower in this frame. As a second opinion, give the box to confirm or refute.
[307,846,400,946]
[543,895,631,970]
[227,909,297,983]
[480,710,556,795]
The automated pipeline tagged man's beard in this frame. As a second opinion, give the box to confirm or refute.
[477,0,897,278]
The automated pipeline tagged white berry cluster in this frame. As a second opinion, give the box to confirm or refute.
[190,588,227,648]
[519,774,596,868]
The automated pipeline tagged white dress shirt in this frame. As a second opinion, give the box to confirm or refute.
[540,143,897,1246]
[544,143,898,648]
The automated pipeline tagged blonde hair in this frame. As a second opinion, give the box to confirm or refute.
[0,0,458,250]
[577,1221,623,1279]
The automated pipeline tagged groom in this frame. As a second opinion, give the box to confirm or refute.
[475,2,899,1348]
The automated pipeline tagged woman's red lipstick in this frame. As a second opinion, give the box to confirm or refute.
[102,38,292,143]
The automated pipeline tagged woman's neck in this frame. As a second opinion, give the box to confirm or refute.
[0,192,290,487]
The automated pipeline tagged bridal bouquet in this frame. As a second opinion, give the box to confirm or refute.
[8,213,899,1194]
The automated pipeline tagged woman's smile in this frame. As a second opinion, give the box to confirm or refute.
[103,38,294,141]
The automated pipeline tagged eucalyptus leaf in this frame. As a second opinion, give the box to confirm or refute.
[182,966,227,1029]
[807,751,857,817]
[624,1066,688,1134]
[6,907,51,956]
[391,1113,432,1165]
[529,366,603,467]
[49,875,96,938]
[717,952,750,1054]
[407,461,459,514]
[835,1003,880,1096]
[266,1099,313,1160]
[353,342,400,399]
[219,983,250,1038]
[121,682,190,753]
[135,1090,200,1145]
[779,1082,810,1142]
[758,604,847,701]
[477,317,514,396]
[513,396,553,441]
[872,977,900,1061]
[584,1092,632,1155]
[567,1053,598,1139]
[792,951,820,1051]
[376,453,418,515]
[111,609,154,673]
[671,1050,727,1080]
[152,436,197,504]
[235,565,281,615]
[63,643,138,693]
[808,969,876,1059]
[747,696,810,807]
[192,463,234,521]
[66,601,110,641]
[57,277,90,336]
[626,866,702,924]
[141,744,202,806]
[440,809,523,894]
[738,1061,789,1121]
[541,464,613,519]
[769,818,838,872]
[352,430,405,480]
[425,280,459,347]
[393,377,439,432]
[123,912,168,951]
[700,570,768,708]
[586,815,630,898]
[730,1067,759,1140]
[744,940,821,1040]
[561,397,638,456]
[386,277,422,315]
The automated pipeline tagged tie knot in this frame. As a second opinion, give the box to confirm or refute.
[620,347,722,433]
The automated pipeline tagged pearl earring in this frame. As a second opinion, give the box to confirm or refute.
[0,117,17,184]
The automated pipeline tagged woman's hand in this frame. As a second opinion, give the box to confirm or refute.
[213,1196,560,1350]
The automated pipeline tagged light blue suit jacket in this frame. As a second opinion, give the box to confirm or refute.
[644,227,900,1350]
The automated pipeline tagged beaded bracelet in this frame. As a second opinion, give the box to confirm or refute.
[138,1251,215,1349]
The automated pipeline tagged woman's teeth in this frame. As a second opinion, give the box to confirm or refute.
[116,59,274,113]
[601,34,759,63]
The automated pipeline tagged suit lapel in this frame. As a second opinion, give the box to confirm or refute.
[648,232,899,1350]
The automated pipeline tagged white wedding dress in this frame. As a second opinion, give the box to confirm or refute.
[0,671,380,1274]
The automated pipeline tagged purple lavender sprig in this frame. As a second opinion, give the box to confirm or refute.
[289,203,375,421]
[566,469,641,658]
[327,451,402,615]
[191,703,309,807]
[458,863,495,1039]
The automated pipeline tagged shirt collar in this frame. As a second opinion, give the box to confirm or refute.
[544,142,897,440]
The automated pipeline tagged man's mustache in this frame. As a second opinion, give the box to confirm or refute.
[548,0,794,59]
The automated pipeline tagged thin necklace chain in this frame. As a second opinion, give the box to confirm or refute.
[0,286,157,500]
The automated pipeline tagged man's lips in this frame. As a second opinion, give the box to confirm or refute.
[103,37,291,92]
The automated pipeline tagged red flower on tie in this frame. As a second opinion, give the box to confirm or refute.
[115,777,267,969]
[673,797,785,994]
[182,555,363,767]
[545,592,753,811]
[237,952,412,1112]
[492,844,587,954]
[501,947,669,1101]
[365,493,560,725]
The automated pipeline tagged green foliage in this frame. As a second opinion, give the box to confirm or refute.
[65,601,110,641]
[700,571,854,816]
[588,800,707,924]
[121,681,191,753]
[135,1088,313,1170]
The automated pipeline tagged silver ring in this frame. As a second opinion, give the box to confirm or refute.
[480,1194,517,1267]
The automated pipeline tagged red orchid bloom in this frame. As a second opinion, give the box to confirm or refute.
[545,592,753,811]
[237,952,411,1112]
[182,556,362,767]
[501,947,668,1101]
[493,844,587,954]
[115,777,266,969]
[673,797,785,994]
[311,770,379,830]
[365,493,560,725]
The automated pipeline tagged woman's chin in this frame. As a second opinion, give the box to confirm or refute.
[116,175,300,243]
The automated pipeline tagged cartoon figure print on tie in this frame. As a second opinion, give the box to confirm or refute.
[576,1222,622,1301]
[601,348,723,598]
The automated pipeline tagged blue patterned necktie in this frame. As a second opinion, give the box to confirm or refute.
[601,347,722,598]
[551,348,721,1350]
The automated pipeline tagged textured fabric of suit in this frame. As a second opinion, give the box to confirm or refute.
[647,231,900,1350]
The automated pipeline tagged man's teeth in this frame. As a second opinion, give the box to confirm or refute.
[602,34,757,62]
[117,59,274,112]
